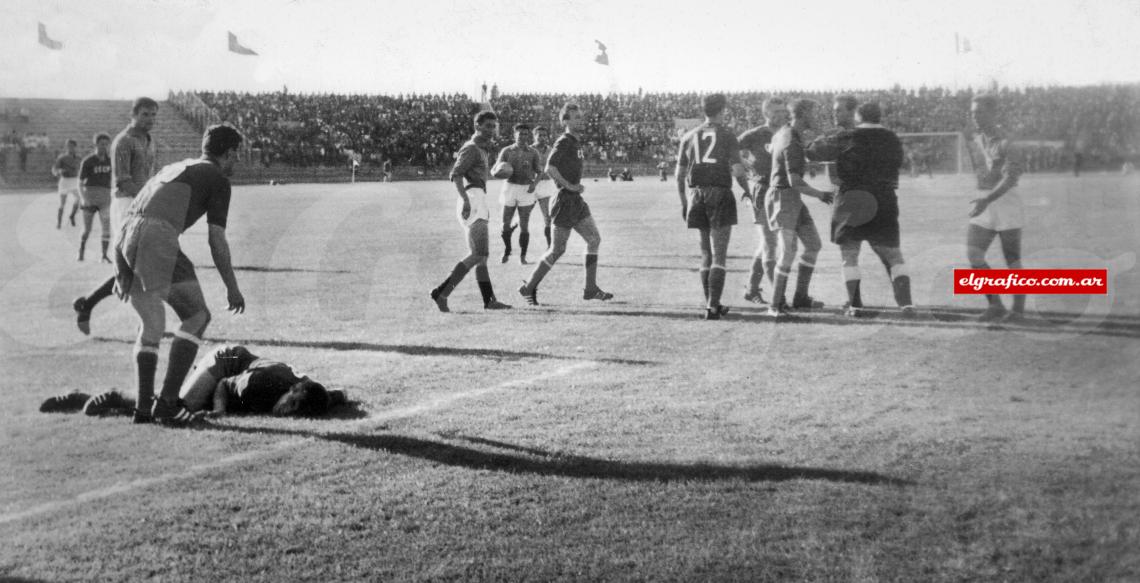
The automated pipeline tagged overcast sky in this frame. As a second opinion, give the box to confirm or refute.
[2,0,1138,99]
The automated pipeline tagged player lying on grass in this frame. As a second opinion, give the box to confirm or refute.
[40,345,346,418]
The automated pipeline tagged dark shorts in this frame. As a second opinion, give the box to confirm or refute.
[550,190,592,229]
[686,186,737,230]
[831,189,900,247]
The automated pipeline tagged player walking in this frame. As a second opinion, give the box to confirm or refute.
[114,124,246,425]
[531,126,555,250]
[518,103,613,305]
[765,99,834,317]
[737,97,788,305]
[77,133,114,263]
[966,94,1026,322]
[52,139,82,229]
[494,124,543,264]
[429,111,512,312]
[676,94,746,320]
[72,97,158,334]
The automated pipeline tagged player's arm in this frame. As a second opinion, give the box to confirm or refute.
[527,150,541,193]
[674,141,688,219]
[735,145,753,196]
[449,145,475,214]
[969,141,1022,216]
[785,140,833,203]
[113,140,142,196]
[208,224,245,314]
[51,156,62,177]
[546,165,582,194]
[726,134,746,195]
[78,158,91,197]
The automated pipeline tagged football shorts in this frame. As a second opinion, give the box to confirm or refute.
[686,186,737,230]
[550,190,592,229]
[457,187,490,227]
[500,182,537,207]
[969,190,1024,232]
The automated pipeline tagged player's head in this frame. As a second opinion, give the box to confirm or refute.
[855,102,883,125]
[201,123,244,176]
[66,139,77,153]
[833,95,858,128]
[513,123,532,146]
[703,93,727,121]
[130,97,159,132]
[473,110,498,139]
[971,94,999,131]
[761,97,788,126]
[94,133,111,155]
[560,102,584,132]
[533,125,549,144]
[272,379,331,417]
[790,98,820,130]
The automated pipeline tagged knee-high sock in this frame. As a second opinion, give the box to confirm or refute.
[793,263,815,303]
[889,264,913,308]
[772,266,790,308]
[101,239,109,257]
[527,259,553,291]
[543,224,551,248]
[748,257,764,294]
[434,262,470,298]
[519,232,530,258]
[501,226,513,255]
[764,260,776,286]
[160,334,200,402]
[56,207,63,226]
[843,266,862,307]
[478,280,497,306]
[584,254,599,291]
[135,347,159,410]
[699,267,710,302]
[709,265,726,308]
[86,276,116,307]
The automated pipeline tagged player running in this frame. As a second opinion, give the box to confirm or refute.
[77,133,114,263]
[737,96,788,305]
[113,124,246,425]
[494,124,543,265]
[676,94,746,320]
[518,102,613,306]
[765,98,834,317]
[52,139,82,229]
[966,94,1026,322]
[429,111,512,312]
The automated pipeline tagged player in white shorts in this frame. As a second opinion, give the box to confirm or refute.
[52,139,82,229]
[531,126,555,249]
[966,94,1026,322]
[494,124,543,264]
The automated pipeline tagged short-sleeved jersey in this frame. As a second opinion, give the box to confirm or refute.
[531,141,551,180]
[53,153,81,178]
[769,126,807,189]
[111,125,156,198]
[449,133,493,190]
[547,132,584,187]
[737,125,778,186]
[972,126,1023,191]
[216,358,305,414]
[835,125,904,192]
[131,158,232,231]
[79,153,113,189]
[676,122,740,188]
[497,143,542,185]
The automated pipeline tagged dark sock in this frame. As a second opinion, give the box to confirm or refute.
[748,258,764,294]
[56,208,63,226]
[519,232,530,258]
[78,236,88,259]
[585,254,599,290]
[543,224,551,247]
[1011,294,1025,313]
[772,271,789,308]
[434,262,470,298]
[892,276,913,307]
[86,276,116,308]
[793,264,815,303]
[700,268,710,302]
[501,226,512,255]
[985,294,1003,308]
[136,350,158,410]
[101,240,109,257]
[478,281,496,306]
[709,267,726,308]
[846,279,863,307]
[160,338,199,402]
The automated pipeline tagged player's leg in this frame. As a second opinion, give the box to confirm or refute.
[78,205,95,261]
[97,201,112,262]
[791,212,823,309]
[698,228,713,305]
[153,257,211,424]
[56,191,67,229]
[127,290,165,423]
[73,275,115,335]
[471,219,510,309]
[432,220,482,311]
[707,224,732,317]
[997,228,1025,319]
[744,186,772,303]
[769,228,798,314]
[516,203,534,264]
[520,225,569,304]
[966,223,1004,320]
[500,204,517,263]
[871,243,914,313]
[69,189,80,225]
[537,197,552,248]
[574,216,612,300]
[840,240,863,313]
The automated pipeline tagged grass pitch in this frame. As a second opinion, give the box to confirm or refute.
[1,172,1138,581]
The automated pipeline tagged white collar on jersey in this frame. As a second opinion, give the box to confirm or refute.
[856,123,886,129]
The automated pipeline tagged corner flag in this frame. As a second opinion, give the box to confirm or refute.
[594,40,609,66]
[38,23,62,50]
[228,32,258,56]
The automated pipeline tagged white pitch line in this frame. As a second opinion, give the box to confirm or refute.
[0,361,597,526]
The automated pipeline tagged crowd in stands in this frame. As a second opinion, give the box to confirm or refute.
[192,84,1139,174]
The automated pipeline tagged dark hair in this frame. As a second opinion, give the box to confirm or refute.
[790,98,818,119]
[513,123,532,132]
[201,124,244,158]
[559,102,580,121]
[834,94,858,112]
[703,94,727,118]
[856,102,882,124]
[972,94,998,111]
[272,379,330,417]
[474,110,498,125]
[66,139,78,147]
[534,125,549,134]
[94,133,111,143]
[132,97,159,115]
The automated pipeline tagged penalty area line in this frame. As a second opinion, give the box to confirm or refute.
[0,360,598,526]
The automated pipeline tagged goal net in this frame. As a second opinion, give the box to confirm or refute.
[898,132,969,175]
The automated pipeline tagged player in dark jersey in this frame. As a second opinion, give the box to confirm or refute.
[966,94,1026,322]
[494,124,543,264]
[824,102,913,316]
[531,126,555,249]
[52,139,82,229]
[765,99,834,317]
[518,102,613,305]
[737,97,788,305]
[113,124,246,426]
[429,111,512,312]
[77,133,114,263]
[676,94,746,320]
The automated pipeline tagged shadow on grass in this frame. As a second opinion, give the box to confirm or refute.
[93,337,657,367]
[204,424,910,486]
[197,264,352,274]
